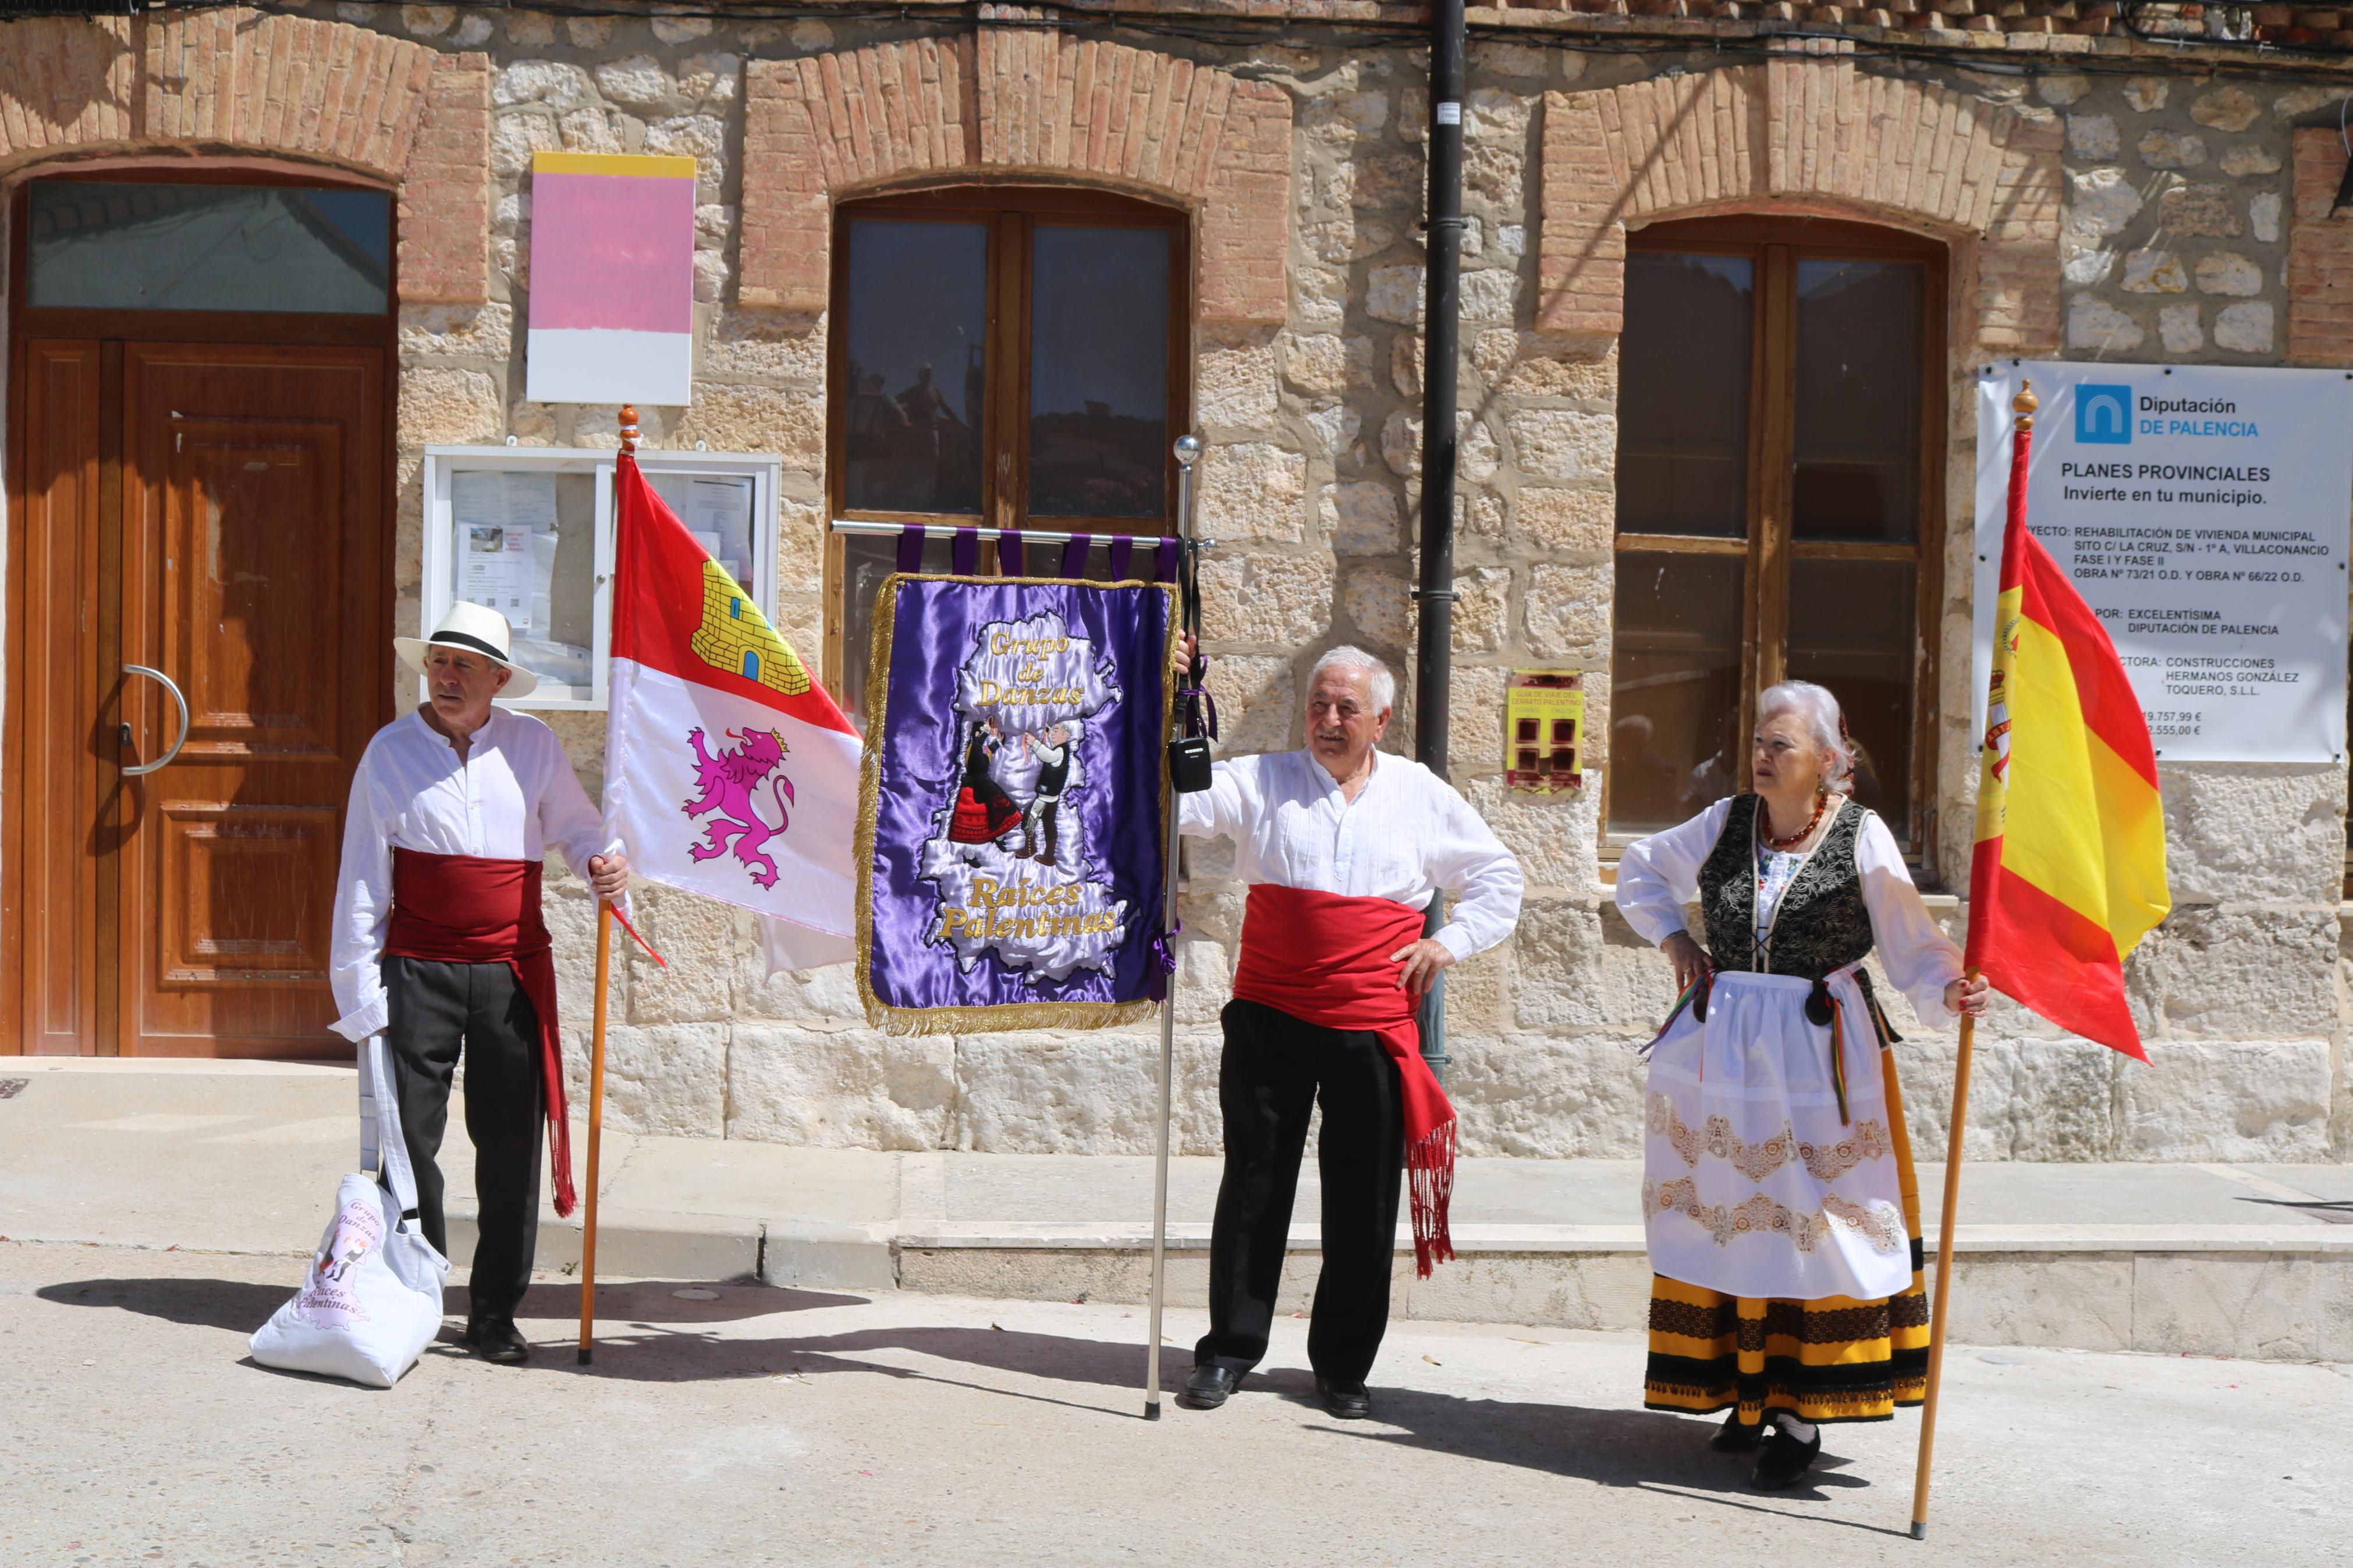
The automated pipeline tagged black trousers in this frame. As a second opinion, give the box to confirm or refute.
[382,955,545,1324]
[1195,998,1406,1385]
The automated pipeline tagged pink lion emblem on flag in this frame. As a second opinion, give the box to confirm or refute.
[605,453,861,970]
[683,726,796,889]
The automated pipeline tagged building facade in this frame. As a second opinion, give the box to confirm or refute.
[3,1,2351,1165]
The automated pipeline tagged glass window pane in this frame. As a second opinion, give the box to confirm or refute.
[1608,552,1747,833]
[843,219,986,515]
[1793,259,1923,543]
[1616,252,1754,539]
[1786,558,1915,838]
[449,470,599,692]
[647,470,757,588]
[1028,226,1169,520]
[29,182,391,314]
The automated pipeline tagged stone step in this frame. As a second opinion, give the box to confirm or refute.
[6,1059,2347,1363]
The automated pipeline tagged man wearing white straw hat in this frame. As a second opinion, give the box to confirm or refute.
[328,602,630,1364]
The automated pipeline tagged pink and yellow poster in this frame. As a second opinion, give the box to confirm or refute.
[526,152,696,406]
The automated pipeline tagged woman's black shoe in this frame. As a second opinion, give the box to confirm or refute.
[1751,1424,1823,1490]
[1179,1364,1243,1409]
[1709,1409,1763,1452]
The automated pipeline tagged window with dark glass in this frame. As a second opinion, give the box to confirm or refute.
[1606,218,1944,852]
[27,180,392,315]
[826,188,1187,727]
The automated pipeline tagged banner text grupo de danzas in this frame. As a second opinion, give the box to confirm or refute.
[856,575,1176,1033]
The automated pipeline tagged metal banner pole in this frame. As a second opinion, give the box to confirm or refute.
[1144,433,1202,1420]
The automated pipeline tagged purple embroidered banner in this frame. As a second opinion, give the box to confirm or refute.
[855,575,1175,1033]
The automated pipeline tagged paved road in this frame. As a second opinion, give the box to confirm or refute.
[3,1241,2345,1566]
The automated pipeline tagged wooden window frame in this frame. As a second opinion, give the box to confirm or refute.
[1606,214,1950,872]
[822,183,1191,703]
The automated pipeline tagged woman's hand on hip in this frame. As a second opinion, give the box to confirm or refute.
[1661,932,1710,994]
[1944,973,1990,1017]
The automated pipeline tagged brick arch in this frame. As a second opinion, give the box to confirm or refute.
[0,8,489,303]
[739,31,1292,324]
[1537,41,2060,353]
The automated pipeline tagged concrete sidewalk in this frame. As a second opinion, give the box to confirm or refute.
[6,1057,2349,1361]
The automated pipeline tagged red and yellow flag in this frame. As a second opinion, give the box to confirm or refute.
[1967,389,2171,1059]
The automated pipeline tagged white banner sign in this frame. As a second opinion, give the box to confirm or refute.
[1974,362,2353,764]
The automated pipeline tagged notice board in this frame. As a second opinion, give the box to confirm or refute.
[1972,363,2353,763]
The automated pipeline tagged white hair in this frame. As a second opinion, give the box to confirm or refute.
[1755,680,1857,791]
[1308,645,1396,713]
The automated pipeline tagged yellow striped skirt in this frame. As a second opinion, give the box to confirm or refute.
[1643,1045,1931,1428]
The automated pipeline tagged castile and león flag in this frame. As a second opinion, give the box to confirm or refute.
[602,446,864,969]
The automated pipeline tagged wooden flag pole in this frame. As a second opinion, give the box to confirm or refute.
[1908,990,1976,1538]
[579,404,640,1368]
[575,905,615,1365]
[1912,382,2031,1534]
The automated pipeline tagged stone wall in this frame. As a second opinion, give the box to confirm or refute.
[2,5,2351,1160]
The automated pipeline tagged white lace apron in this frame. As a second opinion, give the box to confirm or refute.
[1641,962,1910,1303]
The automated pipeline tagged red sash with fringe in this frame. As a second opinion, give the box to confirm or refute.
[1230,883,1457,1277]
[385,849,576,1218]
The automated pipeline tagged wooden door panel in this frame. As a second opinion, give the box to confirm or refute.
[120,344,384,1057]
[11,341,104,1054]
[156,803,340,982]
[169,421,346,760]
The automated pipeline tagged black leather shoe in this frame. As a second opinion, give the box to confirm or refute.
[463,1317,530,1366]
[1315,1375,1372,1420]
[1179,1364,1242,1409]
[1710,1409,1763,1452]
[1751,1423,1822,1489]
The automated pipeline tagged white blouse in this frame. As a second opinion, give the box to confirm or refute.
[329,709,622,1044]
[1614,796,1964,1023]
[1178,748,1524,961]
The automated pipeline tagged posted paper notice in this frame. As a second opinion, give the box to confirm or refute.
[1974,363,2353,764]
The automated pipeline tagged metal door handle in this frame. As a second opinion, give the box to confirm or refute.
[122,664,190,777]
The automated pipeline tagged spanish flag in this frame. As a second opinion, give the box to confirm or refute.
[1967,386,2171,1059]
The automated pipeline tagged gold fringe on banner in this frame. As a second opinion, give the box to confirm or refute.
[853,572,1180,1037]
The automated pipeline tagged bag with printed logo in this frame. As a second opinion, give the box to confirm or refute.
[249,1038,449,1387]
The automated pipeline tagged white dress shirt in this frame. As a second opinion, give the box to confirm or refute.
[1613,796,1964,1022]
[1179,748,1523,960]
[329,709,620,1043]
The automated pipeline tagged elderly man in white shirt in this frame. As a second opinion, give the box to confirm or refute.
[329,603,629,1365]
[1173,644,1522,1420]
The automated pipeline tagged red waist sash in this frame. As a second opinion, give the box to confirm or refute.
[1230,884,1457,1277]
[386,849,575,1218]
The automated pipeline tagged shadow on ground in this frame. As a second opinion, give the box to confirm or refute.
[34,1276,1902,1530]
[34,1276,860,1335]
[523,1313,1901,1528]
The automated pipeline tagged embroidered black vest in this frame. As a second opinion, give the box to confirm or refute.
[1696,795,1876,979]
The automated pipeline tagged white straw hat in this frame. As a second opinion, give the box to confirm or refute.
[393,602,540,699]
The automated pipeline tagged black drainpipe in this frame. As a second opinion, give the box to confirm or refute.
[1412,0,1466,1087]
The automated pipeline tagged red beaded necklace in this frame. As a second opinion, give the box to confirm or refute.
[1759,792,1830,852]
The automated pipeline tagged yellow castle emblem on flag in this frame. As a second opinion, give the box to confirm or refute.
[689,559,810,695]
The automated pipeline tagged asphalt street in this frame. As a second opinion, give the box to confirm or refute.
[2,1239,2346,1567]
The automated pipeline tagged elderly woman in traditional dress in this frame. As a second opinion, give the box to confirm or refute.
[1614,680,1989,1491]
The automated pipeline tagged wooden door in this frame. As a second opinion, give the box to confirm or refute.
[112,344,385,1056]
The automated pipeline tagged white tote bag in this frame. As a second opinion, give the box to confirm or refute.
[250,1038,451,1388]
